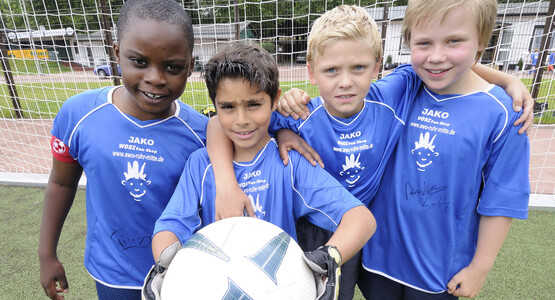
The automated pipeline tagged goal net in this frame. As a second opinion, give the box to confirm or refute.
[0,0,553,197]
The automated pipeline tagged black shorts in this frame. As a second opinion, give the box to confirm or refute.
[358,270,458,300]
[296,217,362,300]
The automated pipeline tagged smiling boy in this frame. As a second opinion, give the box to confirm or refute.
[359,1,530,299]
[147,44,376,300]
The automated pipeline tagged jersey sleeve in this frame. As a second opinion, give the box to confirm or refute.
[368,64,422,122]
[153,150,205,243]
[50,135,77,163]
[289,152,363,232]
[477,111,530,219]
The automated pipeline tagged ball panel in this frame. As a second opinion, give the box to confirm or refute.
[161,217,316,300]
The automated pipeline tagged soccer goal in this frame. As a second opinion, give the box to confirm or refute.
[0,0,553,197]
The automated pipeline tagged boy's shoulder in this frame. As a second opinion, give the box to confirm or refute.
[174,101,209,126]
[57,86,114,119]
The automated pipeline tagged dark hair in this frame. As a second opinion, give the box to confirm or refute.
[203,44,280,105]
[117,0,194,53]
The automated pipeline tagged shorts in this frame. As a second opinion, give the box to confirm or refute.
[296,217,361,300]
[358,270,458,300]
[95,281,141,300]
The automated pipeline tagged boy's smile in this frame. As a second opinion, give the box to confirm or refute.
[113,18,194,120]
[409,5,488,95]
[215,78,279,162]
[308,39,380,119]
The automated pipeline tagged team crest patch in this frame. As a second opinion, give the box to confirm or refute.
[52,138,67,154]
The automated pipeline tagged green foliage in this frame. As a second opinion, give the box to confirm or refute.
[261,41,276,54]
[1,0,122,30]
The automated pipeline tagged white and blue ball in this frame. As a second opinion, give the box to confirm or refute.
[161,217,316,300]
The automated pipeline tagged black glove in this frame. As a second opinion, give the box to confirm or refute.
[302,245,342,300]
[142,242,181,300]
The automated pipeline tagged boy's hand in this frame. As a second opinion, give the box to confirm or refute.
[142,242,181,300]
[446,263,489,298]
[278,88,311,120]
[276,129,324,168]
[505,78,534,135]
[40,256,69,300]
[303,245,342,300]
[215,184,254,220]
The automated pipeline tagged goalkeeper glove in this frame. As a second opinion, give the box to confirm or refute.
[303,245,342,300]
[142,242,181,300]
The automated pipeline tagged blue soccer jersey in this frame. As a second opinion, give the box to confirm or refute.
[51,86,208,288]
[154,139,364,242]
[362,84,530,293]
[268,65,421,205]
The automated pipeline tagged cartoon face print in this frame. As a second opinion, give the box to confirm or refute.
[248,193,266,218]
[339,153,365,187]
[411,132,440,172]
[121,161,151,201]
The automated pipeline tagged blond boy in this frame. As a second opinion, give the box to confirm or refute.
[359,0,530,299]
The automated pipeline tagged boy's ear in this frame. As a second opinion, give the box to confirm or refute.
[113,41,120,64]
[272,88,282,111]
[307,62,318,86]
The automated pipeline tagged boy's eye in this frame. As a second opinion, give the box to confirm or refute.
[130,58,147,66]
[416,41,430,46]
[325,68,336,74]
[248,102,261,108]
[353,65,365,71]
[166,65,185,72]
[448,39,461,44]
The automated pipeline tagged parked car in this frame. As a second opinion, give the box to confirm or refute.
[295,54,307,64]
[94,63,121,77]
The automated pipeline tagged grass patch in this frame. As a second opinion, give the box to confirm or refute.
[7,58,73,75]
[0,185,552,299]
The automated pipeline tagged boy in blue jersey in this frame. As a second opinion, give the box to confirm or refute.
[38,1,210,299]
[529,48,539,75]
[206,5,533,300]
[356,0,531,299]
[146,44,376,300]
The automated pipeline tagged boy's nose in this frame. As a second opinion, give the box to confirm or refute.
[236,108,249,126]
[428,45,446,63]
[338,73,353,88]
[144,67,167,86]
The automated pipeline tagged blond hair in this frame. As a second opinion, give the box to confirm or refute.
[401,0,497,61]
[307,5,382,65]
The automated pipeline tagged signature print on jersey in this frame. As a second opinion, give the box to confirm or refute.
[121,160,151,201]
[411,132,440,172]
[339,153,365,187]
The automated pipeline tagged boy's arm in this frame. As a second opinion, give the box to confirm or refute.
[325,205,376,262]
[447,216,512,298]
[206,117,255,219]
[472,64,534,134]
[152,231,180,261]
[39,159,82,300]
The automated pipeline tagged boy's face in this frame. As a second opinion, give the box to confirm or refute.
[114,18,194,120]
[215,78,280,162]
[409,6,484,95]
[308,39,380,119]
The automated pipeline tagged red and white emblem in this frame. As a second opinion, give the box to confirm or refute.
[52,138,67,154]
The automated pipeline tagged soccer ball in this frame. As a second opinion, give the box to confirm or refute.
[161,217,317,300]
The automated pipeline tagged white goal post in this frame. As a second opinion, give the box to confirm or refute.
[0,0,553,199]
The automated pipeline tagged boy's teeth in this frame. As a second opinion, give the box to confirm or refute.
[144,92,163,99]
[430,70,443,74]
